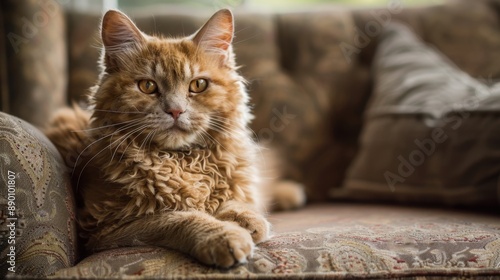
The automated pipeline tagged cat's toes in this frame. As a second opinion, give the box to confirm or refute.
[237,212,271,244]
[216,209,270,243]
[192,222,254,268]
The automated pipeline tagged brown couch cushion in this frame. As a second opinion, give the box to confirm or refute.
[332,23,500,208]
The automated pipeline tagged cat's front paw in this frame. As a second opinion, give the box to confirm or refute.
[237,212,270,243]
[191,222,254,268]
[217,210,270,244]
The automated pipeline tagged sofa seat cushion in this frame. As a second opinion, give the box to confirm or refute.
[52,203,500,279]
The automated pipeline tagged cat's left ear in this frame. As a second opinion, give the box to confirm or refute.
[192,9,234,66]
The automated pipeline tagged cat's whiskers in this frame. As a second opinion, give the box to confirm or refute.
[139,129,156,159]
[76,123,149,190]
[110,124,150,164]
[208,120,246,138]
[199,129,252,161]
[210,115,260,140]
[128,125,152,160]
[147,130,159,156]
[105,118,149,152]
[72,118,145,177]
[72,118,144,133]
[209,123,246,141]
[92,109,148,115]
[193,130,210,149]
[209,117,267,165]
[118,122,158,163]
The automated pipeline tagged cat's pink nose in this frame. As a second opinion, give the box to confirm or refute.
[167,109,184,120]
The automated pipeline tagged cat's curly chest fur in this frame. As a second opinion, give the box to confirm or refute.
[107,149,233,216]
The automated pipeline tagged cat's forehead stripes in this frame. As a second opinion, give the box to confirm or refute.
[142,41,211,91]
[145,41,203,84]
[183,63,191,80]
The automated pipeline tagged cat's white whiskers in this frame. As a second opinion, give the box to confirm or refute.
[129,126,152,159]
[199,130,251,161]
[72,118,143,133]
[76,123,149,190]
[210,115,262,146]
[209,117,266,164]
[194,130,210,149]
[209,119,251,140]
[72,119,145,177]
[209,122,243,138]
[139,129,155,158]
[92,109,147,115]
[118,124,156,163]
[110,124,150,164]
[147,130,158,156]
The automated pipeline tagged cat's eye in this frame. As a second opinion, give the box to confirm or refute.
[189,78,209,93]
[138,79,158,94]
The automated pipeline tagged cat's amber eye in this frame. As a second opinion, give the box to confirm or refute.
[189,78,209,93]
[138,79,158,94]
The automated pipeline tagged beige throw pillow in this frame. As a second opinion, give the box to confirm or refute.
[332,23,500,208]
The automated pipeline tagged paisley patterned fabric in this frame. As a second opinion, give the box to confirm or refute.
[52,204,500,279]
[0,112,78,278]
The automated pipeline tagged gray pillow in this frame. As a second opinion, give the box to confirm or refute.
[332,23,500,208]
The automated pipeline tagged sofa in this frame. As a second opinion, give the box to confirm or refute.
[1,0,500,279]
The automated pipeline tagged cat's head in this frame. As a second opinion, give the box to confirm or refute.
[90,9,251,151]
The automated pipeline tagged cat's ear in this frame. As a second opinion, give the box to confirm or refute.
[102,10,145,49]
[101,10,145,70]
[192,9,234,65]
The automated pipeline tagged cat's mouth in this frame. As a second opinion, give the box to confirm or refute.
[168,125,189,133]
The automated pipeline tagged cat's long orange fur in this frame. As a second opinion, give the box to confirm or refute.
[45,9,304,268]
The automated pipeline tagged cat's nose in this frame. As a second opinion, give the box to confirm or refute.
[167,109,185,120]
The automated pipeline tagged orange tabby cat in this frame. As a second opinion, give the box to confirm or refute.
[45,9,304,268]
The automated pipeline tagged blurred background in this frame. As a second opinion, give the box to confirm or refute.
[2,0,492,202]
[69,0,443,13]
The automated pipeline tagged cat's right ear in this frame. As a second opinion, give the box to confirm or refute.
[101,10,145,70]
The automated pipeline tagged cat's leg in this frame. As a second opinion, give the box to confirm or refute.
[214,201,271,244]
[87,211,254,268]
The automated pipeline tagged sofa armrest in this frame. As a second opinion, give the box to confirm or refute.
[0,112,78,277]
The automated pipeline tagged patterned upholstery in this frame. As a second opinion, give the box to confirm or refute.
[0,112,78,278]
[53,204,500,279]
[1,0,500,279]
